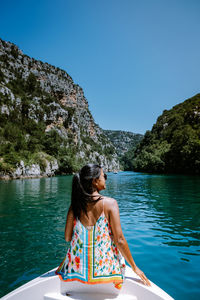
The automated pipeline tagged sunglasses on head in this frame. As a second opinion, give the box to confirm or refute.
[104,173,107,180]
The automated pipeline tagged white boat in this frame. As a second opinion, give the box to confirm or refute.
[1,265,174,300]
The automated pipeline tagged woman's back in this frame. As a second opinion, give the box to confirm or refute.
[79,196,109,229]
[56,196,126,289]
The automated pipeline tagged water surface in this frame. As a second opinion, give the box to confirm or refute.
[0,172,200,299]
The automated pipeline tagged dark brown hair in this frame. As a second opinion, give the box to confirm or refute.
[71,164,102,219]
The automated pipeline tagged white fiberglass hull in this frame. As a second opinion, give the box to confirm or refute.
[1,265,174,300]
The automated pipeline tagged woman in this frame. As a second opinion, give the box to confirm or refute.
[56,164,150,290]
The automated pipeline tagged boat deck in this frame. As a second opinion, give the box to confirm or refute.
[44,292,137,300]
[2,266,174,300]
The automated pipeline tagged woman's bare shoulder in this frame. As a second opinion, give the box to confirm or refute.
[103,196,118,210]
[67,205,74,219]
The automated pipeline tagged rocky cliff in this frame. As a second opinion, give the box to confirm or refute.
[0,38,120,179]
[103,130,144,170]
[103,130,143,156]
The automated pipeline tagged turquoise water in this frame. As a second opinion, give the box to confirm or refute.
[0,172,200,299]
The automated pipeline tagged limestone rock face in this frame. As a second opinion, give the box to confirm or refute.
[0,38,120,179]
[1,158,59,180]
[103,130,144,156]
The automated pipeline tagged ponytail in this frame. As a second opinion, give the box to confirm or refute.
[71,164,102,219]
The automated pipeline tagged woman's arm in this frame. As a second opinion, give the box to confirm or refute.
[64,206,74,242]
[108,198,151,286]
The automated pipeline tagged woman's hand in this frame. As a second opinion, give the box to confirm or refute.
[134,266,151,286]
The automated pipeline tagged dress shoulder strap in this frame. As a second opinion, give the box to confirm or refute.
[102,197,104,215]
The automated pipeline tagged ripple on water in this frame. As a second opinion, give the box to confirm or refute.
[0,172,200,299]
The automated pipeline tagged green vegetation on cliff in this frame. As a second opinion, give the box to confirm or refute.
[0,72,81,174]
[103,130,143,170]
[0,38,119,177]
[133,94,200,175]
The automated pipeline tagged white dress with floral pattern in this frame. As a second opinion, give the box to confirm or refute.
[56,208,126,289]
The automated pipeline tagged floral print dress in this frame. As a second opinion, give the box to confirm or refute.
[55,201,126,289]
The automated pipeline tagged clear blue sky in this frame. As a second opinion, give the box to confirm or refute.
[1,0,200,134]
